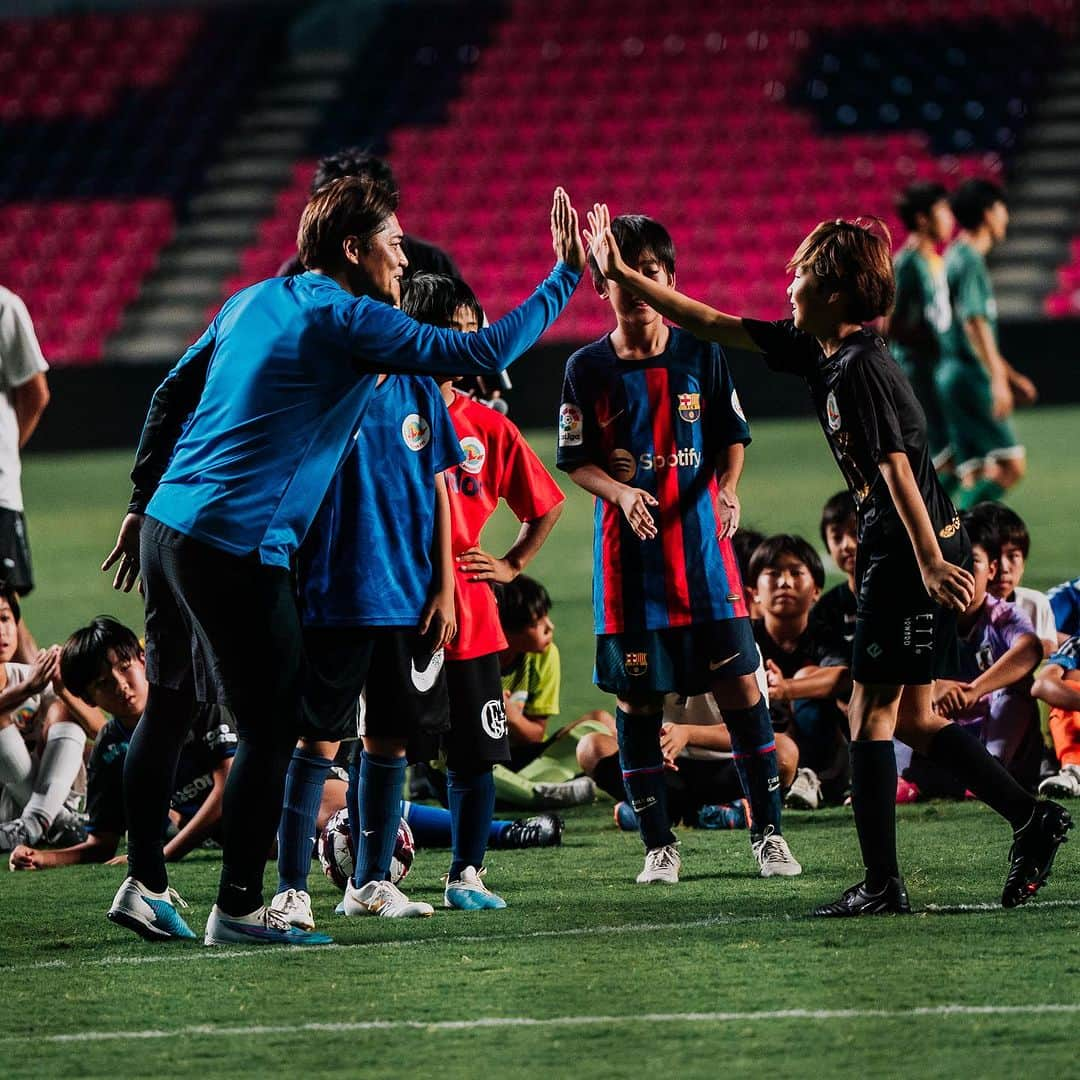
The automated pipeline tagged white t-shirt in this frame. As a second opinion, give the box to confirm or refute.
[1010,586,1057,650]
[0,287,49,512]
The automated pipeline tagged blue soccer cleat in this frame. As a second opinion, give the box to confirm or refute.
[444,866,507,910]
[204,904,333,946]
[613,800,639,832]
[107,876,198,942]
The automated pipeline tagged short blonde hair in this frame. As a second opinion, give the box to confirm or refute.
[787,218,895,322]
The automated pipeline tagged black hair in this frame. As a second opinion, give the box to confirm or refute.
[0,580,20,624]
[748,534,826,589]
[968,500,1029,558]
[60,616,143,704]
[960,511,1001,562]
[311,147,397,198]
[296,175,400,271]
[819,490,857,546]
[895,181,949,231]
[401,272,485,329]
[496,575,552,634]
[950,178,1007,231]
[731,528,765,587]
[589,213,675,293]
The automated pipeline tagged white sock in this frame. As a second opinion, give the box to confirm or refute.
[21,721,86,841]
[0,723,35,810]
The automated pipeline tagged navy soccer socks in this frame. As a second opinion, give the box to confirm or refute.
[447,766,496,880]
[276,747,332,894]
[351,751,406,887]
[616,708,676,850]
[850,739,900,890]
[725,699,783,838]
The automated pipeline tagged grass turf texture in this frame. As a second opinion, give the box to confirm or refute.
[9,406,1080,1077]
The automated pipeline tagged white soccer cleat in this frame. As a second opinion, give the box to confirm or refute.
[107,876,197,941]
[444,866,507,910]
[1039,764,1080,799]
[269,888,315,930]
[636,843,681,884]
[752,827,803,877]
[532,777,596,808]
[343,878,434,918]
[785,767,822,810]
[204,904,332,946]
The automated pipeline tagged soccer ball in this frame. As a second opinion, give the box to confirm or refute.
[317,807,415,891]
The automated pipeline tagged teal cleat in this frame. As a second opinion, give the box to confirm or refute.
[107,877,198,942]
[444,866,507,910]
[204,904,333,946]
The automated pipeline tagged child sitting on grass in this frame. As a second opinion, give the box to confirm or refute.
[1032,636,1080,798]
[493,575,612,807]
[899,514,1043,798]
[10,616,236,869]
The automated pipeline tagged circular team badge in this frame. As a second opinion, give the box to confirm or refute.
[608,448,636,482]
[402,414,431,451]
[459,436,486,474]
[480,699,508,740]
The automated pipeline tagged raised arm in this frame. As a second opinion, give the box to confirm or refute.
[585,203,760,351]
[351,189,585,376]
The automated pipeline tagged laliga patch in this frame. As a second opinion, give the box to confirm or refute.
[481,699,508,740]
[459,435,486,475]
[677,392,701,423]
[826,390,842,432]
[608,448,636,482]
[624,651,648,676]
[410,647,445,693]
[558,403,583,447]
[401,413,431,451]
[731,388,746,421]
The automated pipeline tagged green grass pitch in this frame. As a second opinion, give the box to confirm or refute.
[7,406,1080,1078]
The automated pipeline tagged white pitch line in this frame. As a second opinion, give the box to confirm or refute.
[10,897,1079,976]
[14,1003,1080,1046]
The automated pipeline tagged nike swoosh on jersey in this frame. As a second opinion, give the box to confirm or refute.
[598,410,625,428]
[708,652,742,671]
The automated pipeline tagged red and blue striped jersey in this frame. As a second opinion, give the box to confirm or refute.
[557,328,751,635]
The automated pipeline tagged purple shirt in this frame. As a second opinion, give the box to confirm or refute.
[954,595,1036,723]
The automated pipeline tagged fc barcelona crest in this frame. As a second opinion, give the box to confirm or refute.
[677,392,701,423]
[625,651,648,676]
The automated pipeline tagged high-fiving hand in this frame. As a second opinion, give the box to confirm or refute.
[584,203,626,281]
[550,187,586,273]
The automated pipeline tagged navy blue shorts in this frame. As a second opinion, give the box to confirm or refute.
[595,618,759,699]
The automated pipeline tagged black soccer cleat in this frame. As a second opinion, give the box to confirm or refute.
[496,813,564,850]
[812,876,912,917]
[1001,801,1072,909]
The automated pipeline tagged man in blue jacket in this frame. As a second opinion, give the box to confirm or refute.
[101,176,584,946]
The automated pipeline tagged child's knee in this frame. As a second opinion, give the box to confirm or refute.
[576,731,617,774]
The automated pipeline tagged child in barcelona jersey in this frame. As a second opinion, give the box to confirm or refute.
[558,212,800,885]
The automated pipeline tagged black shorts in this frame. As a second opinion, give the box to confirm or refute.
[300,625,449,747]
[141,516,302,741]
[595,617,759,698]
[852,522,971,686]
[0,508,33,594]
[441,654,511,770]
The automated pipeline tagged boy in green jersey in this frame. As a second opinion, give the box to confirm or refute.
[936,180,1036,509]
[888,182,956,496]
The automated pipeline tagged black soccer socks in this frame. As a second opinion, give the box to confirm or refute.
[850,739,900,891]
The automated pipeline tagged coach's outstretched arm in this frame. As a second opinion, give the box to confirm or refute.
[585,202,760,353]
[349,188,586,376]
